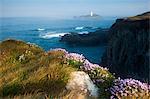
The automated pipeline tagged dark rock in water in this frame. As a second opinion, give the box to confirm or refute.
[60,29,108,46]
[101,12,150,82]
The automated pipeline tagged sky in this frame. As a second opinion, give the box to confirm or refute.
[0,0,150,18]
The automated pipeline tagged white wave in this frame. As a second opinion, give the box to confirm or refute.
[40,32,70,39]
[78,31,89,34]
[75,26,84,30]
[37,28,45,31]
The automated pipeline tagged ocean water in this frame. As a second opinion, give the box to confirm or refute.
[0,17,115,63]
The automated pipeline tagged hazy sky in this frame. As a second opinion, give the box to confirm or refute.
[1,0,150,18]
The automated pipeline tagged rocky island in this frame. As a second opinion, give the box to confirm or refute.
[74,11,102,20]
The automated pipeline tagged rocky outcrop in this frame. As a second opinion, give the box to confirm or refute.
[66,71,99,98]
[60,29,108,46]
[101,12,150,81]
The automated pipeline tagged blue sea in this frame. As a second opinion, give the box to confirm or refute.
[0,17,115,63]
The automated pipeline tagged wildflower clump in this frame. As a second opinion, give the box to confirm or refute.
[65,53,85,62]
[63,50,115,84]
[109,78,150,99]
[63,49,115,98]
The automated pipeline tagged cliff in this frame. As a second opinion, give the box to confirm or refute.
[101,12,150,81]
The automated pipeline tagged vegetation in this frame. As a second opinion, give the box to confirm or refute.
[0,39,149,98]
[0,40,75,98]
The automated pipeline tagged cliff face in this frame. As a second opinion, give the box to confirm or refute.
[101,12,150,81]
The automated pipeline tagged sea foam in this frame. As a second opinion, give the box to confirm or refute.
[39,32,70,39]
[75,26,84,30]
[37,28,45,31]
[78,31,89,34]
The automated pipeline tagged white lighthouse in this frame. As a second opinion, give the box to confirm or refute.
[90,11,93,17]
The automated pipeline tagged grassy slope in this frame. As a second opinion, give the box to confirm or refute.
[127,11,150,20]
[0,40,76,97]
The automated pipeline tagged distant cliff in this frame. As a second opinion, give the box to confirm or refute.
[101,12,150,81]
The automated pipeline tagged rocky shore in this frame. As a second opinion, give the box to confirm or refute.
[60,29,108,46]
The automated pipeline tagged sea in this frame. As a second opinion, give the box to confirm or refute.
[0,17,115,63]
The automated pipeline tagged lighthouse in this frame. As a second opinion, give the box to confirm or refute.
[90,11,93,17]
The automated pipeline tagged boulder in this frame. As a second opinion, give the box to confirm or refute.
[66,71,99,98]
